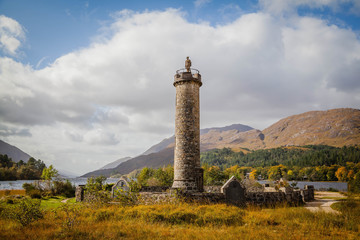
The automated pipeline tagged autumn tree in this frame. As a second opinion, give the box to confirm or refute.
[268,165,287,180]
[249,169,258,180]
[204,166,226,185]
[41,165,58,180]
[335,167,348,182]
[137,167,155,186]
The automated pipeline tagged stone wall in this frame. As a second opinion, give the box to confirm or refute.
[75,182,314,207]
[204,186,222,193]
[246,191,287,206]
[75,185,85,202]
[140,186,170,192]
[138,191,225,205]
[245,187,314,206]
[301,185,315,202]
[139,192,176,204]
[180,192,225,204]
[137,185,314,206]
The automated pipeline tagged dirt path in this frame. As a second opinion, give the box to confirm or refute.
[61,198,70,203]
[304,191,344,214]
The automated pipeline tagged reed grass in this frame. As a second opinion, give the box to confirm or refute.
[0,196,359,239]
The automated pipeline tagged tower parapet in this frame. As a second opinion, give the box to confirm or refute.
[174,68,202,87]
[172,58,203,192]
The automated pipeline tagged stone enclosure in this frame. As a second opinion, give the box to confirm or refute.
[134,177,315,206]
[75,176,315,206]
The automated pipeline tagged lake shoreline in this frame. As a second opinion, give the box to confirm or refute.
[0,178,348,191]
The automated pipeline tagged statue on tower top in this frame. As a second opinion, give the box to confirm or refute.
[185,56,191,72]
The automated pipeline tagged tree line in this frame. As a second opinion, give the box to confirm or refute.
[200,145,360,169]
[0,154,46,180]
[134,145,360,191]
[199,145,360,190]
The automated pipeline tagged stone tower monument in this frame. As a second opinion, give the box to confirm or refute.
[172,57,203,192]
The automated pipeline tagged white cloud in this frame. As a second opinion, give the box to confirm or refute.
[83,127,119,145]
[259,0,360,15]
[194,0,211,8]
[1,8,359,174]
[0,15,25,55]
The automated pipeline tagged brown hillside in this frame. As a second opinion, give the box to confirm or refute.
[262,108,360,148]
[200,129,265,150]
[0,140,32,162]
[82,108,360,177]
[183,108,360,150]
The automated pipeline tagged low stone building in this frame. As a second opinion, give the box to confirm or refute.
[111,176,130,198]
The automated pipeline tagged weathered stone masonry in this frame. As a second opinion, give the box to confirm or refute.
[172,66,203,192]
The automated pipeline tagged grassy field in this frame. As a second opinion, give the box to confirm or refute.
[0,194,359,240]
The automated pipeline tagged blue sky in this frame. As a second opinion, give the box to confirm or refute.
[0,0,360,174]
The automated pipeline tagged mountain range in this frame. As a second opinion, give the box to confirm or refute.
[0,140,77,177]
[0,140,32,163]
[82,108,360,177]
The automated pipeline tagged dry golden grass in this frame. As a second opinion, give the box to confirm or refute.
[0,189,25,197]
[0,200,359,240]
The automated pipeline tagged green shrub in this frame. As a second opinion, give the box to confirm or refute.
[114,188,139,206]
[327,187,339,192]
[84,176,111,204]
[104,183,114,191]
[85,176,106,192]
[348,172,360,193]
[52,180,75,197]
[29,189,42,199]
[23,182,44,198]
[114,179,141,206]
[23,182,36,194]
[6,198,43,226]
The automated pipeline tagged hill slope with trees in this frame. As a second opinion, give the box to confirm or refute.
[83,108,360,177]
[0,154,46,180]
[0,140,32,163]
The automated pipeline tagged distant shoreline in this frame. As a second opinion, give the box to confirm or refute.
[0,179,347,191]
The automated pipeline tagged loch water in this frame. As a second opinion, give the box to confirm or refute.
[0,178,120,190]
[258,180,348,191]
[0,178,348,191]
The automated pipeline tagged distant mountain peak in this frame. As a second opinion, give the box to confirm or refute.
[142,123,254,156]
[0,140,32,162]
[200,123,253,134]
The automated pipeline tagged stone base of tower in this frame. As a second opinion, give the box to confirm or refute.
[172,180,197,191]
[172,167,204,192]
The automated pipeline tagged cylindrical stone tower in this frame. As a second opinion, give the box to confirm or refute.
[172,57,203,192]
